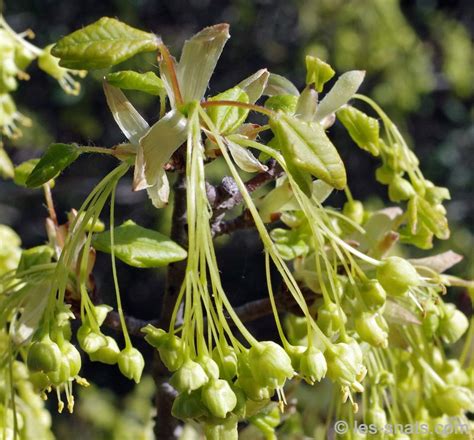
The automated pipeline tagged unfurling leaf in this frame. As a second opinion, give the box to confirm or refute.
[177,24,230,102]
[315,70,365,120]
[26,143,81,188]
[305,56,335,92]
[263,73,300,97]
[207,87,249,134]
[337,105,380,156]
[295,86,318,121]
[265,95,298,114]
[52,17,161,70]
[227,141,267,173]
[92,220,187,268]
[105,71,165,95]
[237,69,269,103]
[270,113,347,190]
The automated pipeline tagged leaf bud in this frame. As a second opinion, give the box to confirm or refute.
[117,347,145,383]
[89,336,120,365]
[376,256,420,296]
[201,379,237,418]
[170,359,209,393]
[438,304,469,344]
[248,341,294,389]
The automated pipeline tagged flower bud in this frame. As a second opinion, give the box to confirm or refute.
[376,256,420,296]
[422,308,440,339]
[60,340,82,377]
[425,186,450,205]
[212,346,238,381]
[47,354,71,386]
[77,325,107,354]
[284,314,308,345]
[93,304,113,327]
[27,338,62,373]
[118,347,144,383]
[375,165,396,185]
[142,325,184,371]
[360,280,386,310]
[89,336,120,365]
[171,390,208,420]
[343,200,364,225]
[388,175,415,202]
[204,416,239,440]
[317,301,347,336]
[201,379,237,418]
[236,352,271,401]
[286,344,306,370]
[170,359,209,393]
[29,372,51,391]
[325,343,365,392]
[442,360,469,386]
[438,304,469,344]
[355,312,388,348]
[366,404,387,436]
[248,342,294,389]
[299,346,327,384]
[433,385,474,416]
[197,355,220,380]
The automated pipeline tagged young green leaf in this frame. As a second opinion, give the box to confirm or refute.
[51,17,161,70]
[305,56,335,92]
[207,87,249,134]
[92,219,187,268]
[270,113,347,190]
[237,69,269,103]
[25,143,81,188]
[409,251,463,274]
[105,71,165,95]
[315,70,365,121]
[263,73,300,97]
[337,105,380,156]
[265,95,298,114]
[177,24,230,102]
[227,140,267,173]
[295,86,318,121]
[0,147,14,179]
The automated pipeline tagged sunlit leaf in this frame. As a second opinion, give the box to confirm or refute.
[315,70,365,120]
[409,251,463,273]
[92,219,187,268]
[26,143,81,188]
[227,140,267,173]
[237,69,269,103]
[105,71,165,95]
[207,87,249,134]
[305,56,335,92]
[52,17,160,69]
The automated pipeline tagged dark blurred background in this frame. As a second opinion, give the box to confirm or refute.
[1,1,473,438]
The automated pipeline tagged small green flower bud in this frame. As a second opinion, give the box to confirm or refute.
[89,336,120,365]
[325,342,365,392]
[77,325,107,354]
[60,340,82,377]
[376,256,420,297]
[204,416,239,440]
[375,165,396,185]
[29,372,51,391]
[93,304,113,327]
[230,385,247,418]
[366,403,387,429]
[248,341,294,389]
[201,379,237,418]
[442,360,469,386]
[422,308,440,339]
[355,312,388,348]
[212,346,238,381]
[286,344,306,370]
[284,314,309,345]
[388,175,415,202]
[433,385,474,416]
[171,359,209,393]
[47,354,71,386]
[171,390,208,420]
[438,304,469,344]
[360,280,386,310]
[425,186,450,205]
[317,301,347,336]
[117,347,144,383]
[142,325,184,371]
[299,346,327,384]
[343,200,365,225]
[198,355,220,380]
[27,338,62,373]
